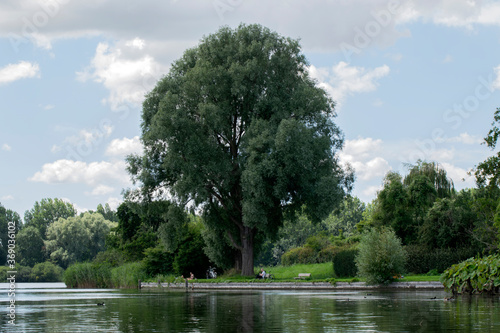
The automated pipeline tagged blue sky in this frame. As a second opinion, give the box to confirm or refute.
[1,0,500,218]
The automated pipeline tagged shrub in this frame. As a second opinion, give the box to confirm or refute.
[333,248,358,278]
[404,245,477,274]
[317,245,342,263]
[93,249,127,267]
[31,262,64,282]
[355,228,406,285]
[440,254,500,295]
[64,262,111,288]
[110,262,147,288]
[281,247,316,266]
[143,246,174,276]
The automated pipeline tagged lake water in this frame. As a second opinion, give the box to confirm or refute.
[1,283,500,332]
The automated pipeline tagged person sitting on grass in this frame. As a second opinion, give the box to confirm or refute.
[256,268,266,279]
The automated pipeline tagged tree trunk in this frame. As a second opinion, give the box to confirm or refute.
[240,226,254,276]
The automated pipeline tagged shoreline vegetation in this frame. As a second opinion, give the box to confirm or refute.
[60,262,442,289]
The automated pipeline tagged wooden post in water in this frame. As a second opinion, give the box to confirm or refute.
[138,279,141,289]
[185,278,188,290]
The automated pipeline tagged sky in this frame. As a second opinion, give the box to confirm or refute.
[1,0,500,219]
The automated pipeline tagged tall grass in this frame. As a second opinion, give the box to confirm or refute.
[110,262,147,288]
[64,262,111,288]
[64,262,147,288]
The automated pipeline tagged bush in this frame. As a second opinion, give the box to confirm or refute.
[440,254,500,295]
[317,245,341,263]
[110,262,147,288]
[404,245,478,274]
[333,248,358,278]
[281,247,316,266]
[355,228,406,285]
[64,262,111,288]
[143,246,174,276]
[31,262,64,282]
[93,249,127,267]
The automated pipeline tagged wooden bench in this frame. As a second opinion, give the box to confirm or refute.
[294,273,311,280]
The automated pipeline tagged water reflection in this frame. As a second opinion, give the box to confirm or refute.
[1,283,500,332]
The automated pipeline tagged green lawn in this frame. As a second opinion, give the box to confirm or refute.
[180,263,442,283]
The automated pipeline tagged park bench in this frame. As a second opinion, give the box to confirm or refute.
[294,273,311,280]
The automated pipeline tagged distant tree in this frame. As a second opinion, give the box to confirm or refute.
[127,24,353,275]
[474,107,500,190]
[45,212,116,268]
[24,198,76,237]
[17,226,45,267]
[0,203,22,265]
[96,203,118,222]
[323,195,365,237]
[372,163,454,245]
[419,192,477,249]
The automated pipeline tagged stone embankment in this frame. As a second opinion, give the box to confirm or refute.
[140,281,444,290]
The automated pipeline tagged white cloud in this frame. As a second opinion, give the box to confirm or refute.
[106,197,123,211]
[493,65,500,91]
[436,133,483,145]
[76,41,164,109]
[1,195,14,201]
[362,185,382,200]
[441,162,476,189]
[63,123,114,149]
[29,159,131,187]
[2,144,11,151]
[87,185,115,196]
[105,136,142,157]
[400,0,500,28]
[340,137,391,181]
[309,62,390,105]
[0,61,40,84]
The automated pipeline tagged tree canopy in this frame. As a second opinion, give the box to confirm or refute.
[128,24,353,275]
[24,198,77,237]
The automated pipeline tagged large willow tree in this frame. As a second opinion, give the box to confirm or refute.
[128,24,353,276]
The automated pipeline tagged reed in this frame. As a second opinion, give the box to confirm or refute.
[110,262,147,288]
[64,262,111,288]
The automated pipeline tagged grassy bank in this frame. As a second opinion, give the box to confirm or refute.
[64,262,441,288]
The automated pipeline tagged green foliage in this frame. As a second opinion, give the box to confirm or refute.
[110,262,147,288]
[281,247,316,266]
[0,203,21,265]
[317,245,342,263]
[45,212,117,268]
[143,246,174,276]
[440,254,500,294]
[128,23,352,275]
[371,162,455,246]
[404,245,477,274]
[24,198,76,237]
[173,224,211,278]
[323,195,365,237]
[93,249,127,267]
[30,262,64,282]
[64,262,111,288]
[355,228,406,285]
[333,248,359,278]
[474,107,500,190]
[17,226,45,266]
